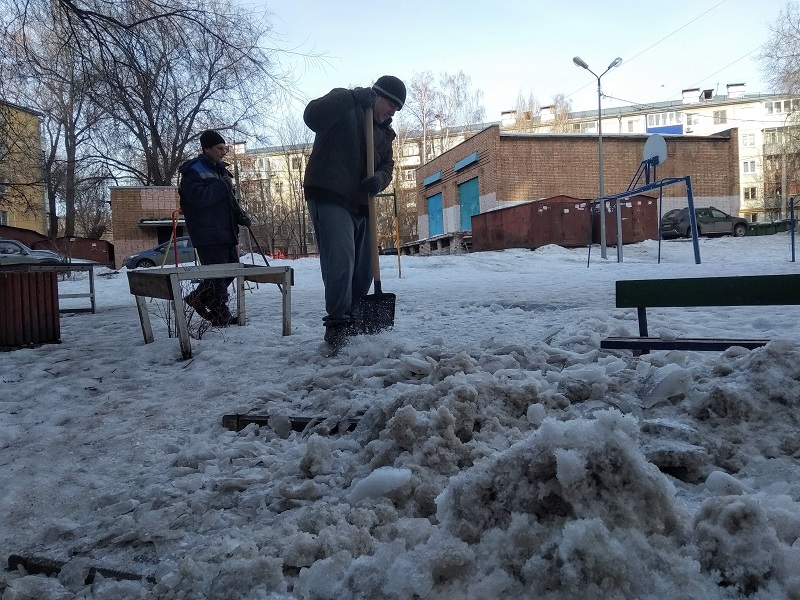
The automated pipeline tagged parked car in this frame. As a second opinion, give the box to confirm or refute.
[122,236,197,269]
[0,238,63,265]
[660,206,748,239]
[379,247,399,255]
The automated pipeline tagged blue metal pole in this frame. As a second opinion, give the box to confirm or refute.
[685,177,701,264]
[791,197,795,263]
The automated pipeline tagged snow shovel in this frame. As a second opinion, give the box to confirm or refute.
[358,106,395,333]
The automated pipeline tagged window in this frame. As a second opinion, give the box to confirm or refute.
[0,211,7,226]
[291,157,303,170]
[713,110,727,124]
[402,168,415,182]
[765,101,774,114]
[743,160,756,173]
[627,120,634,132]
[741,134,755,147]
[686,113,698,126]
[764,130,778,145]
[402,144,420,157]
[743,187,757,200]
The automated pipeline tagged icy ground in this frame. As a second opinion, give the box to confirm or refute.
[1,233,800,599]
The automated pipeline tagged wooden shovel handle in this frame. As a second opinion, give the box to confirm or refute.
[365,107,382,290]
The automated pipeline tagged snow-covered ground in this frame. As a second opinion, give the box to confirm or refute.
[1,233,799,599]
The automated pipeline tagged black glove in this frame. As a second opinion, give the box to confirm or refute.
[237,210,252,227]
[352,87,377,108]
[361,174,382,196]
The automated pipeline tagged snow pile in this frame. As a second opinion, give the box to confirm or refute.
[2,234,800,599]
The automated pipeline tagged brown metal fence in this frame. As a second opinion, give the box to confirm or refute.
[0,269,61,348]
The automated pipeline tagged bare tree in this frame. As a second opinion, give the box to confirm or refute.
[509,90,540,132]
[79,0,286,185]
[234,116,314,257]
[547,93,574,133]
[73,170,113,238]
[758,4,800,218]
[405,71,439,164]
[434,71,486,149]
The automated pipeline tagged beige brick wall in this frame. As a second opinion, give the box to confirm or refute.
[110,186,181,268]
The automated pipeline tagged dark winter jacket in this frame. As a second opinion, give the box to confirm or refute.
[303,87,396,214]
[178,154,247,247]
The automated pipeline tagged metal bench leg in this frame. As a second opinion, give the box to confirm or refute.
[282,269,291,336]
[637,306,650,355]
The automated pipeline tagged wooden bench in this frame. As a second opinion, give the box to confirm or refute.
[601,274,800,353]
[127,263,293,359]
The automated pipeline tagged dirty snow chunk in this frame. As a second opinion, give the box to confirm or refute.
[400,355,435,376]
[693,494,784,594]
[526,403,546,426]
[705,470,751,496]
[561,364,606,384]
[346,467,412,504]
[641,363,693,408]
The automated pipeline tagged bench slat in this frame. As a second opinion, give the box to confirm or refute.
[601,336,769,351]
[616,274,800,308]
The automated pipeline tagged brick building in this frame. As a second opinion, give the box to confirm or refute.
[109,186,185,268]
[413,125,740,253]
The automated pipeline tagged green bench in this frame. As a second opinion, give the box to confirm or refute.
[601,274,800,353]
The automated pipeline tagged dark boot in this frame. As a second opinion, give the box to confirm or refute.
[184,288,212,320]
[324,323,348,354]
[208,300,236,327]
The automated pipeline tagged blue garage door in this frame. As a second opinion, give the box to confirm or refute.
[427,193,443,236]
[458,177,479,231]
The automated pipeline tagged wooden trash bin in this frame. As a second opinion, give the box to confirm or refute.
[0,267,61,349]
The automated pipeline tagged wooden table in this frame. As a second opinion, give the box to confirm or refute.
[126,263,293,359]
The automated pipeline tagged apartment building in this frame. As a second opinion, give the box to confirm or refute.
[505,84,799,222]
[0,101,47,234]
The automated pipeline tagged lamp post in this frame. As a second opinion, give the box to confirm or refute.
[573,56,622,259]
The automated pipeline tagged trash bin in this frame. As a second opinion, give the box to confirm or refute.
[0,267,61,348]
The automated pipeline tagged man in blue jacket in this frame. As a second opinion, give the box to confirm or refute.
[179,130,251,326]
[303,75,406,352]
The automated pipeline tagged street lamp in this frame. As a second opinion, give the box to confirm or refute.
[573,55,622,259]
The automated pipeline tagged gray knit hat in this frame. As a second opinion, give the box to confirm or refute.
[373,75,406,110]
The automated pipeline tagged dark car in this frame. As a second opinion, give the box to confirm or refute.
[122,236,197,269]
[660,206,748,239]
[0,238,63,265]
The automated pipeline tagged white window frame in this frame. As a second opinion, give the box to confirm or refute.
[743,160,756,174]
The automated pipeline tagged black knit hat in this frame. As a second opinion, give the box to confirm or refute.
[373,75,406,110]
[200,130,226,149]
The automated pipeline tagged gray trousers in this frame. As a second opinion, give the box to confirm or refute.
[307,198,373,327]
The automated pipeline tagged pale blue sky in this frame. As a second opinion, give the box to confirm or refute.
[251,0,786,124]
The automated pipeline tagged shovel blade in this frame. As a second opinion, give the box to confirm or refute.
[358,292,396,334]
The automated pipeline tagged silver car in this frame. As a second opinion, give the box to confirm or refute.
[0,238,63,265]
[122,236,197,269]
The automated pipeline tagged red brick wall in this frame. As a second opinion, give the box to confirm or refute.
[415,128,740,237]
